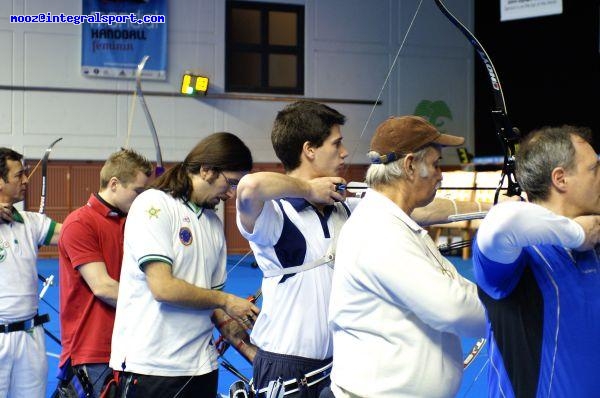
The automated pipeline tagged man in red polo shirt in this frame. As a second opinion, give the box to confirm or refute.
[57,149,152,397]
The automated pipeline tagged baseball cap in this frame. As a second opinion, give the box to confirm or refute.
[369,116,465,164]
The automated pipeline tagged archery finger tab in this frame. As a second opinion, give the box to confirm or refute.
[335,183,346,192]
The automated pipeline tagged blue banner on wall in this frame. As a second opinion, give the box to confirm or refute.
[81,0,167,80]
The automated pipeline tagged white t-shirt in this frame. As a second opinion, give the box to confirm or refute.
[237,197,357,359]
[329,189,486,398]
[110,189,227,376]
[0,210,55,322]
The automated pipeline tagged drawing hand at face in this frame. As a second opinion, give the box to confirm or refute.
[574,214,600,251]
[307,177,347,205]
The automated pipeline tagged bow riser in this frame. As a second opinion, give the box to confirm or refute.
[38,137,63,214]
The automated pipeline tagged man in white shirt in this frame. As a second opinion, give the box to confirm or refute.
[0,147,61,397]
[328,116,487,398]
[237,101,350,398]
[110,133,259,398]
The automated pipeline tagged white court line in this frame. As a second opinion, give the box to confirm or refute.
[47,351,60,359]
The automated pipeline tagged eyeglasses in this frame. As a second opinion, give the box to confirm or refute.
[220,172,239,190]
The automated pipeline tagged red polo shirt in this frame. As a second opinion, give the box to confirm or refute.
[58,193,126,366]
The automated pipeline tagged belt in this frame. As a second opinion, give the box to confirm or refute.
[0,314,50,333]
[257,362,332,396]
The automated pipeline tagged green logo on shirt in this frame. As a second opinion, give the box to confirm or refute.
[0,247,6,262]
[147,206,161,219]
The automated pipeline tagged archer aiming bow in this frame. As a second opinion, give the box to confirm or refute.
[432,0,524,376]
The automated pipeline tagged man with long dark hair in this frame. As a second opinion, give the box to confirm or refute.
[110,132,259,397]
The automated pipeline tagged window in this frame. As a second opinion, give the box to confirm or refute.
[226,1,304,95]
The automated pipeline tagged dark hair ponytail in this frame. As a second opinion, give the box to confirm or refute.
[152,132,252,200]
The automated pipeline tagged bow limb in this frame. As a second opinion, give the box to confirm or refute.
[431,0,530,390]
[37,137,63,214]
[132,55,165,177]
[433,0,521,204]
[31,137,63,346]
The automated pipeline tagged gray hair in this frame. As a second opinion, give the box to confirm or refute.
[365,145,432,186]
[516,125,592,202]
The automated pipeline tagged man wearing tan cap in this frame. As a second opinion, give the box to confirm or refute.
[327,116,487,398]
[237,103,488,397]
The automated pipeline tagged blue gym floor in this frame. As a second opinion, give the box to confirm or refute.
[38,254,488,397]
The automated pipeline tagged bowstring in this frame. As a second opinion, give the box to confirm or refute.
[461,358,490,397]
[227,250,254,276]
[174,4,456,396]
[343,0,424,178]
[27,158,43,180]
[341,2,490,394]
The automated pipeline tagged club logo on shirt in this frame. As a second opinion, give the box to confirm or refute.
[147,206,161,219]
[179,227,193,246]
[0,239,9,262]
